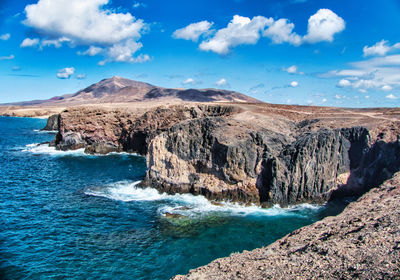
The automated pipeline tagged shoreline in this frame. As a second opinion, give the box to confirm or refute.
[5,101,400,278]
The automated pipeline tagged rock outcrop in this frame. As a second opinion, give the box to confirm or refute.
[41,114,59,131]
[51,103,400,207]
[173,172,400,279]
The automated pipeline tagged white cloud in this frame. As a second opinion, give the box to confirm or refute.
[132,54,151,63]
[23,0,148,64]
[290,81,299,87]
[78,46,103,56]
[199,15,271,55]
[76,74,86,79]
[0,54,15,60]
[263,18,301,46]
[321,98,327,103]
[41,37,70,48]
[182,78,196,85]
[57,67,75,79]
[337,79,351,87]
[285,65,297,74]
[0,33,10,41]
[184,9,344,55]
[215,78,228,86]
[20,38,39,48]
[363,40,400,57]
[326,54,400,92]
[24,0,145,45]
[132,2,146,8]
[106,39,144,63]
[303,9,345,43]
[382,85,393,91]
[386,94,398,100]
[363,40,391,57]
[173,21,213,42]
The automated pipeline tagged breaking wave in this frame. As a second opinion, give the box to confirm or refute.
[22,143,86,156]
[84,180,324,218]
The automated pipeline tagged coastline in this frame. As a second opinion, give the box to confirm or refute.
[4,102,400,278]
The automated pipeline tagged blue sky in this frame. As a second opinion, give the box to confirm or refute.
[1,0,400,107]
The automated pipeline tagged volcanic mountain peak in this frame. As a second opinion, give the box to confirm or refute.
[3,76,261,106]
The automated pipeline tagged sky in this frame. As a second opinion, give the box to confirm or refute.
[1,0,400,107]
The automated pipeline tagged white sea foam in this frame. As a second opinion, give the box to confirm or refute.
[85,181,169,202]
[85,180,323,218]
[33,129,58,133]
[22,143,86,156]
[21,143,143,157]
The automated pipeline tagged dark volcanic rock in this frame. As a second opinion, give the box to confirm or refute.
[42,114,59,131]
[54,104,400,206]
[173,172,400,280]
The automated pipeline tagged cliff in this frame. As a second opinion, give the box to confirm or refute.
[52,103,400,206]
[41,114,59,131]
[173,171,400,279]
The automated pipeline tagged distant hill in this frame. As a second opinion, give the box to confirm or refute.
[4,76,261,106]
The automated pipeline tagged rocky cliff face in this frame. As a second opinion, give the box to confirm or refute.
[173,172,400,279]
[52,103,400,206]
[41,114,59,131]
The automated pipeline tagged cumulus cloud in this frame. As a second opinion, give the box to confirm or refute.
[386,94,398,100]
[24,0,144,45]
[57,67,75,79]
[284,65,298,74]
[182,78,196,85]
[363,40,400,57]
[302,9,345,43]
[20,38,39,48]
[215,78,229,87]
[76,74,86,79]
[41,37,70,48]
[290,81,299,87]
[177,9,344,55]
[263,18,301,46]
[0,54,15,60]
[382,85,393,91]
[78,46,103,56]
[105,39,143,63]
[199,15,270,55]
[337,79,351,88]
[0,33,10,41]
[23,0,149,64]
[173,21,213,42]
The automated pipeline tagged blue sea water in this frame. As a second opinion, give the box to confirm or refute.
[0,116,349,280]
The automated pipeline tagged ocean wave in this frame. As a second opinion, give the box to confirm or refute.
[22,143,86,156]
[33,129,58,133]
[84,180,324,218]
[84,181,168,202]
[21,143,143,157]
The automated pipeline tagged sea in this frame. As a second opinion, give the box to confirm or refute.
[0,116,350,279]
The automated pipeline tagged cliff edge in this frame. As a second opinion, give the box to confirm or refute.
[52,103,400,206]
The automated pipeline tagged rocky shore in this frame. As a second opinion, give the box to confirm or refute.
[173,172,400,279]
[50,103,400,207]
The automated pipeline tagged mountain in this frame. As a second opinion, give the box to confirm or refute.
[5,76,261,106]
